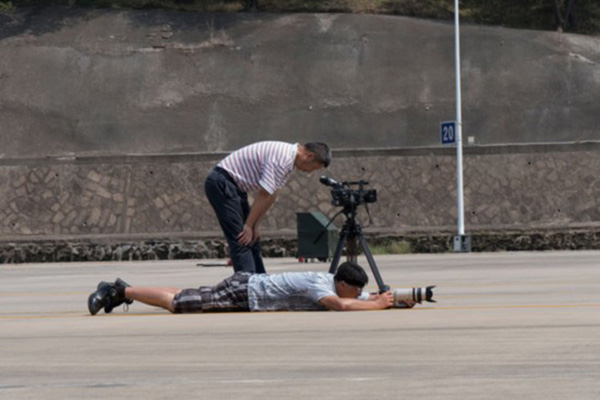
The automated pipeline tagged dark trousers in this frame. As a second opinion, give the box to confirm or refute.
[204,168,266,274]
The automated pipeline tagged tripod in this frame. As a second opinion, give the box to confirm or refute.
[326,205,390,293]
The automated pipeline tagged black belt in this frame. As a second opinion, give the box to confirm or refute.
[214,166,238,186]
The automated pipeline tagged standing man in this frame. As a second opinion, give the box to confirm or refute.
[205,141,331,274]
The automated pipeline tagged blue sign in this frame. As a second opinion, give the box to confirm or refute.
[440,121,456,145]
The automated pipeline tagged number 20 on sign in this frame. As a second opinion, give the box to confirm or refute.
[440,121,456,145]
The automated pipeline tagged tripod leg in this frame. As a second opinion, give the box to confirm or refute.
[328,227,348,274]
[357,234,390,293]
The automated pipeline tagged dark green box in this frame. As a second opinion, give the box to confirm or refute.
[296,212,338,260]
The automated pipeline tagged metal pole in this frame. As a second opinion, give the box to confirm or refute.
[454,0,465,237]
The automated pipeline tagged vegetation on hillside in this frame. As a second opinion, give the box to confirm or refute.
[0,0,599,35]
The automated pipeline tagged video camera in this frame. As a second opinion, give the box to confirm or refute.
[319,176,377,209]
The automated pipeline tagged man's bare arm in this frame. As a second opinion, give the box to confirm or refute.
[238,188,277,245]
[319,292,394,311]
[365,292,416,308]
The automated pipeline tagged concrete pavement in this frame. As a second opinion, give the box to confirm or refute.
[1,251,599,399]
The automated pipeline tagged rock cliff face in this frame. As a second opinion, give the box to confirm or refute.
[1,8,600,260]
[1,7,599,157]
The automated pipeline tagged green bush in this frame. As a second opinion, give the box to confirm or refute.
[0,1,15,12]
[369,240,412,255]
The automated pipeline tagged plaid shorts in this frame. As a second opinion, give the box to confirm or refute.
[172,272,251,313]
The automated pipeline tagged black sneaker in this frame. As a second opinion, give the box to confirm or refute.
[103,278,133,314]
[87,278,133,315]
[88,282,113,316]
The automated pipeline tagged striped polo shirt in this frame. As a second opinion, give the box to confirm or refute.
[218,141,298,194]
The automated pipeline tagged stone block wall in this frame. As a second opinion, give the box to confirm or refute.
[1,142,600,261]
[0,155,217,238]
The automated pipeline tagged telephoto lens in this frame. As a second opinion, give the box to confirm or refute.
[393,286,436,308]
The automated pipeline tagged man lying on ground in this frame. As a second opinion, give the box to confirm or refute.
[87,261,411,315]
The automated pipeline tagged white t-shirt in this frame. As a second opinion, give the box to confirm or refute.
[247,272,369,311]
[218,141,297,194]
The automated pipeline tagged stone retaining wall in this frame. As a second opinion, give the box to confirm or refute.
[1,143,600,262]
[2,229,600,263]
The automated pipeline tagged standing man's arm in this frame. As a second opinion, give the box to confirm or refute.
[237,141,331,247]
[238,188,278,246]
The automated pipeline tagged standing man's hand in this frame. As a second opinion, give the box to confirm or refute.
[237,224,254,246]
[241,188,276,246]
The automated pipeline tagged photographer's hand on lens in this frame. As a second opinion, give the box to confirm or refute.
[237,224,254,246]
[374,291,394,309]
